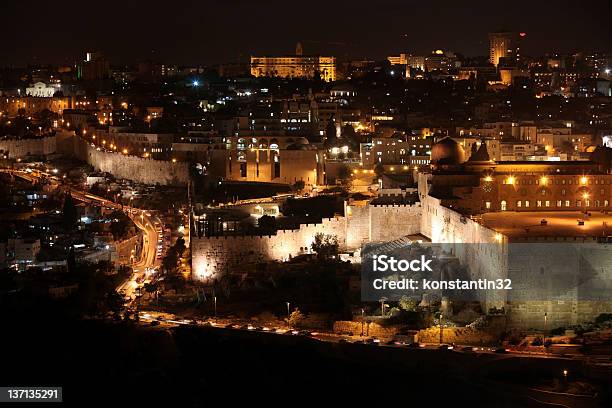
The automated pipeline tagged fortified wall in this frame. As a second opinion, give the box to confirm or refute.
[192,200,423,282]
[70,134,189,185]
[191,217,346,281]
[0,135,57,158]
[505,243,612,330]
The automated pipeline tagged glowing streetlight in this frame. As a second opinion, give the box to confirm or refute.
[580,176,588,185]
[506,176,515,185]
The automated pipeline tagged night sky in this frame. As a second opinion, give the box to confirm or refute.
[2,0,610,66]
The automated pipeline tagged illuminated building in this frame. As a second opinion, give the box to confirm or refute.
[489,31,521,67]
[25,82,60,98]
[78,51,110,81]
[427,137,612,214]
[387,54,408,65]
[0,96,73,116]
[251,44,336,81]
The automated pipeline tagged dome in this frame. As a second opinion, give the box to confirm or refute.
[430,137,465,167]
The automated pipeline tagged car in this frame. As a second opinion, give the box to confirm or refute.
[407,342,422,348]
[461,346,475,352]
[150,320,160,326]
[494,347,509,354]
[438,344,451,350]
[338,338,349,344]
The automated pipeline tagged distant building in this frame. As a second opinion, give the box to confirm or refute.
[0,96,73,116]
[489,31,521,67]
[25,82,60,97]
[78,52,110,81]
[7,238,41,270]
[251,43,336,82]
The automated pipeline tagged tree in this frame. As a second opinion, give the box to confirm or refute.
[399,296,417,312]
[288,308,305,328]
[293,180,305,192]
[109,210,130,240]
[374,163,385,178]
[258,215,276,231]
[310,233,339,260]
[337,164,352,188]
[66,246,76,274]
[62,192,78,230]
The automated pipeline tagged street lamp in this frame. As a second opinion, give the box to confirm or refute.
[286,301,290,319]
[361,308,365,337]
[439,313,444,344]
[214,296,217,318]
[544,312,548,347]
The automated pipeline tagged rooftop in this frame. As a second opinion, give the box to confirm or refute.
[479,211,612,240]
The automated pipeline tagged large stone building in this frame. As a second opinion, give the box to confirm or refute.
[173,134,325,187]
[489,31,521,67]
[251,44,336,82]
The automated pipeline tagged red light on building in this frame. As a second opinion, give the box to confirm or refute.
[519,32,527,37]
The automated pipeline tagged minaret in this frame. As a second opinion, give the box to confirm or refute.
[295,42,303,56]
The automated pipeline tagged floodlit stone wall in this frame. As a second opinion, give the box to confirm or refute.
[0,135,57,158]
[72,135,189,185]
[369,203,421,242]
[417,327,497,345]
[344,201,370,250]
[191,217,346,281]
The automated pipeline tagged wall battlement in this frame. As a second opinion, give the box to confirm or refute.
[70,135,189,185]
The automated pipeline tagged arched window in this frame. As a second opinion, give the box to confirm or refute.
[501,200,507,211]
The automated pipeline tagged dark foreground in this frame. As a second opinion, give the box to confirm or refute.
[2,316,610,407]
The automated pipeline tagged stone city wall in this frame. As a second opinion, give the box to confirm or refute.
[369,203,421,242]
[333,320,401,338]
[344,202,370,250]
[71,135,189,185]
[191,216,347,281]
[506,243,612,329]
[0,135,57,158]
[417,327,497,345]
[421,194,507,309]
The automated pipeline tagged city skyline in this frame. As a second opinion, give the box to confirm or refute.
[2,0,611,66]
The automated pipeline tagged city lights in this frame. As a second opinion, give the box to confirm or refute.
[2,9,611,404]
